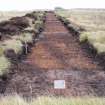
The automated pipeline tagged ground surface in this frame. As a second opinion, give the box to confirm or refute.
[1,12,105,97]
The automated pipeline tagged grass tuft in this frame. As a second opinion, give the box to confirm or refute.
[0,55,11,76]
[0,95,28,105]
[79,32,90,42]
[13,33,34,43]
[0,47,4,56]
[80,31,105,53]
[93,43,105,54]
[35,20,43,30]
[2,39,23,54]
[55,9,105,54]
[0,95,105,105]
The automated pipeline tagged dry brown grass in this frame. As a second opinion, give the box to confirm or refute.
[55,9,105,54]
[0,94,105,105]
[0,11,30,22]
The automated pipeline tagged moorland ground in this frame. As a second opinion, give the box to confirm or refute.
[0,10,105,104]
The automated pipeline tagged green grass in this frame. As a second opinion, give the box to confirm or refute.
[92,43,105,54]
[0,55,11,76]
[1,39,23,54]
[80,31,105,43]
[24,12,45,32]
[26,17,35,29]
[80,31,105,53]
[0,95,105,105]
[35,20,43,30]
[13,33,34,43]
[0,47,4,56]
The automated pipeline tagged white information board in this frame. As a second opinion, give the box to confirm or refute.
[54,80,65,89]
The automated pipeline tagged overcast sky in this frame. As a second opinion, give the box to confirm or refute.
[0,0,105,11]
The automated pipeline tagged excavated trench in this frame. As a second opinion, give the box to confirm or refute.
[1,12,105,97]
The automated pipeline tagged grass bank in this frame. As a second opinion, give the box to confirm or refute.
[0,95,105,105]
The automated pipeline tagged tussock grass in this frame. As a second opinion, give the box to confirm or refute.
[65,9,105,31]
[0,47,4,56]
[60,17,70,24]
[0,11,45,76]
[79,32,91,42]
[13,33,34,43]
[25,12,44,32]
[0,95,28,105]
[55,9,105,54]
[26,17,35,28]
[80,31,105,43]
[36,13,45,20]
[93,43,105,54]
[31,96,105,105]
[80,31,105,53]
[57,14,82,32]
[24,27,35,32]
[2,39,23,54]
[0,55,11,76]
[35,20,43,30]
[67,23,81,31]
[0,95,105,105]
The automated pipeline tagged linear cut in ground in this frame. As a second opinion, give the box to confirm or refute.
[1,12,105,97]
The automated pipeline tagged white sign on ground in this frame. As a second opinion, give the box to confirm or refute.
[54,80,65,89]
